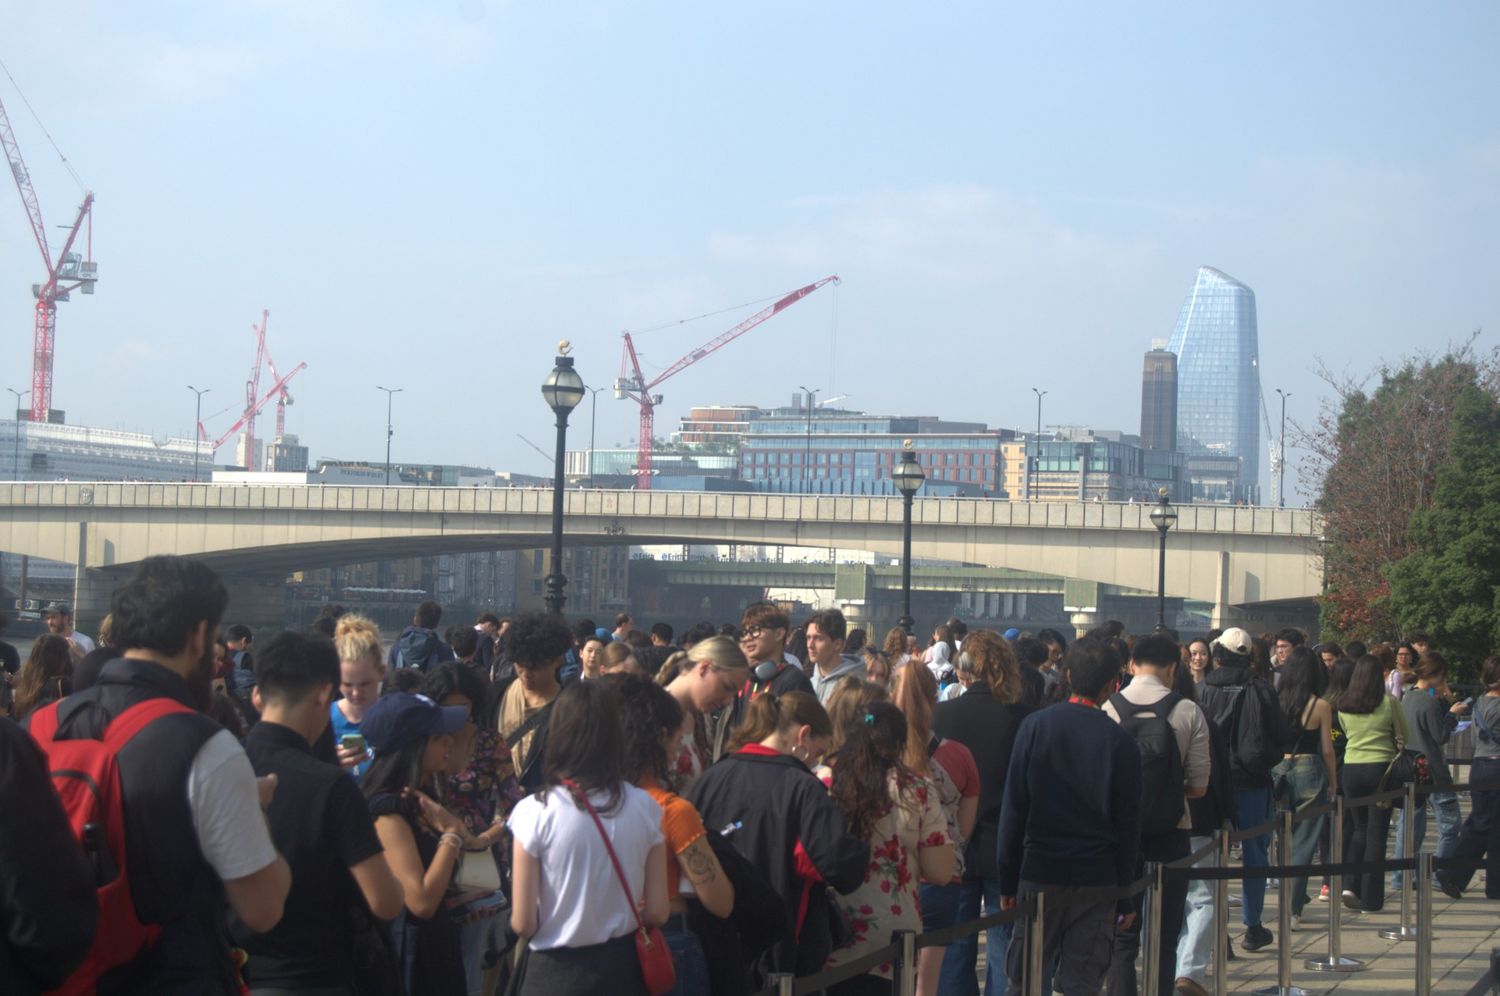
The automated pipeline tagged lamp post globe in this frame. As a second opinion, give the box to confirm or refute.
[542,342,585,615]
[1148,486,1178,632]
[892,441,926,634]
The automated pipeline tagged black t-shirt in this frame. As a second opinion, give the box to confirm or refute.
[232,721,383,988]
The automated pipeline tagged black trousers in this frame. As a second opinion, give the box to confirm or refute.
[1105,829,1190,996]
[1439,756,1500,898]
[1341,761,1393,911]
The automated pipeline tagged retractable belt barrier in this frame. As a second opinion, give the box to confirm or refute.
[752,777,1500,996]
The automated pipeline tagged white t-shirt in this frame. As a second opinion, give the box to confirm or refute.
[68,631,96,654]
[508,783,663,951]
[186,729,280,881]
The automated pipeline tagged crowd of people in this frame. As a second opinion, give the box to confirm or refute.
[1,557,1497,996]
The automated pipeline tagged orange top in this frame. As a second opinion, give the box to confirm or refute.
[642,777,708,899]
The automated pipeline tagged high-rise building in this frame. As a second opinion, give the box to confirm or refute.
[1140,347,1178,452]
[1166,266,1262,503]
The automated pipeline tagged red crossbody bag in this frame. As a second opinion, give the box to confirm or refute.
[563,779,676,995]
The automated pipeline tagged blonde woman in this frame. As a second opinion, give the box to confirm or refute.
[662,635,748,792]
[331,614,386,776]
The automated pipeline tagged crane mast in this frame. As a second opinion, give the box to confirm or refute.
[615,275,839,489]
[0,92,97,422]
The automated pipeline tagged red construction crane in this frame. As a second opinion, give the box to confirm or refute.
[196,309,306,468]
[0,91,97,422]
[615,275,839,489]
[200,362,307,462]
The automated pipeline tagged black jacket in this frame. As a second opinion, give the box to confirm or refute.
[1187,711,1238,835]
[932,685,1031,879]
[1196,664,1282,790]
[0,717,98,995]
[687,749,868,982]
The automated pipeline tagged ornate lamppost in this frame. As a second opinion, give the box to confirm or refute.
[1148,486,1178,631]
[892,439,926,634]
[541,341,585,614]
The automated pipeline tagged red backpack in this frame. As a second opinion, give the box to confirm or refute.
[26,696,197,995]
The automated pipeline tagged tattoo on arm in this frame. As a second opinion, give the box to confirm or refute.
[683,842,716,882]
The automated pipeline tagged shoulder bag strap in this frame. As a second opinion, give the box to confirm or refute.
[103,697,198,752]
[504,701,551,751]
[564,779,646,932]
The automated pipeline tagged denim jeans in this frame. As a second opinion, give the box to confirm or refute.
[1390,790,1462,891]
[1272,755,1328,915]
[663,916,710,996]
[939,874,1007,996]
[1234,786,1272,927]
[1175,835,1216,987]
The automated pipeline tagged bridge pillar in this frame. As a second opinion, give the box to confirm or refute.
[1069,611,1098,640]
[71,567,119,642]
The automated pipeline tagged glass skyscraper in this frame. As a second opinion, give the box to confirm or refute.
[1165,266,1262,503]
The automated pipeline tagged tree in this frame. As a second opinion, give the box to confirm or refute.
[1299,336,1499,640]
[1386,385,1500,676]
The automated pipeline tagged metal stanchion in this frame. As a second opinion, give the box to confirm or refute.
[1143,862,1163,996]
[895,929,917,996]
[1025,892,1046,996]
[1254,808,1310,996]
[769,972,794,996]
[1305,794,1365,973]
[1415,853,1432,996]
[1213,830,1230,996]
[1380,783,1421,941]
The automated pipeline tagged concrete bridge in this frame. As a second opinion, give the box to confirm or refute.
[0,482,1323,629]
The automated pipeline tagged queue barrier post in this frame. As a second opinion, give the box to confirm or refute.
[1379,782,1421,942]
[1142,861,1163,996]
[894,929,917,996]
[1305,794,1364,973]
[1024,890,1046,996]
[1415,852,1432,996]
[1253,807,1311,996]
[1212,829,1230,996]
[768,971,794,996]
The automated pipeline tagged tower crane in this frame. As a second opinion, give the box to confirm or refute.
[196,309,307,469]
[0,91,97,422]
[615,275,839,489]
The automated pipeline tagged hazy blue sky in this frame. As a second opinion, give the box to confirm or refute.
[1,2,1496,502]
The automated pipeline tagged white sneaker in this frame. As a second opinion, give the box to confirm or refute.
[1290,914,1302,931]
[1228,894,1243,908]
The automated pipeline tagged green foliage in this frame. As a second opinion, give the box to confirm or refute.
[1385,385,1500,679]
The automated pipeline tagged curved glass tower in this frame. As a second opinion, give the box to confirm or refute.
[1166,266,1261,504]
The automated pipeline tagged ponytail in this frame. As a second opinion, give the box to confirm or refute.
[728,690,829,753]
[829,701,908,840]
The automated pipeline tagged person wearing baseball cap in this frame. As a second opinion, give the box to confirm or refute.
[360,692,478,995]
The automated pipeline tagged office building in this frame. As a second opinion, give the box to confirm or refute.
[1165,266,1263,503]
[3,418,198,482]
[1140,347,1178,451]
[1028,427,1188,503]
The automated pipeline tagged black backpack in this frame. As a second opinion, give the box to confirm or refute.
[1110,691,1186,837]
[1227,680,1290,782]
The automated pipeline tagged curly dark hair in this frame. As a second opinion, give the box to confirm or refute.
[506,611,574,670]
[599,674,684,785]
[829,701,907,841]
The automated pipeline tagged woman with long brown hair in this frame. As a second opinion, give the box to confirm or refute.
[931,630,1030,993]
[12,634,73,721]
[824,702,951,995]
[893,662,978,996]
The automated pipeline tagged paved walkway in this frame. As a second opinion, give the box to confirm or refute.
[1217,884,1497,993]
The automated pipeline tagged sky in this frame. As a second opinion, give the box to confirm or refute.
[0,2,1496,503]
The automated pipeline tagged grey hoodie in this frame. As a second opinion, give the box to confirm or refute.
[811,654,867,704]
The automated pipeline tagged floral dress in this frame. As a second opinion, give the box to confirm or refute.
[825,770,951,979]
[445,728,524,835]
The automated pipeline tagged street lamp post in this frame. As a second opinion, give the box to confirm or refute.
[541,342,586,615]
[187,385,210,482]
[892,439,927,634]
[586,385,606,488]
[1029,387,1047,500]
[1275,388,1291,508]
[1148,486,1178,632]
[6,388,29,481]
[376,386,403,485]
[799,385,819,494]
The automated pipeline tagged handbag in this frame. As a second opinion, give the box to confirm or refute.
[564,779,676,996]
[1378,707,1434,798]
[455,847,502,893]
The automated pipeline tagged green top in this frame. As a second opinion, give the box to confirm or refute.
[1338,695,1410,764]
